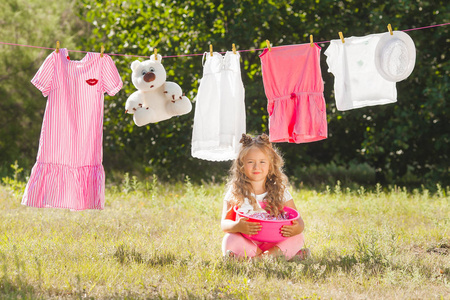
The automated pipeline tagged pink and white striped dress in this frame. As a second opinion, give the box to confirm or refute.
[22,48,122,210]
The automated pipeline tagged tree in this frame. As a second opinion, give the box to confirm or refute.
[75,0,449,182]
[75,0,449,185]
[0,0,91,177]
[4,0,446,185]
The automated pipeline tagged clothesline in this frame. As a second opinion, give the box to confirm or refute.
[0,22,448,59]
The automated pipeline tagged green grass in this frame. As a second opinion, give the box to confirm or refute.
[0,176,449,299]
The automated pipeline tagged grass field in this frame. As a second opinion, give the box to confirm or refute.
[0,174,449,299]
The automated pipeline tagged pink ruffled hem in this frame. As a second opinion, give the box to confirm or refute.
[22,162,105,211]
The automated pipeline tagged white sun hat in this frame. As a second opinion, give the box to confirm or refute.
[375,30,416,82]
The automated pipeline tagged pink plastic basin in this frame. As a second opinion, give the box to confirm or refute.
[234,203,299,243]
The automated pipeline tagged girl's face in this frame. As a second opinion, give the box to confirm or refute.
[243,146,270,183]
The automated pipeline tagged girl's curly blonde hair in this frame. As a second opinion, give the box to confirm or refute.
[227,133,288,216]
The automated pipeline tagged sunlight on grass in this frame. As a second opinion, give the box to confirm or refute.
[0,175,449,299]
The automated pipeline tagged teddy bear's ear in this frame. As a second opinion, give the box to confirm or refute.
[150,54,163,63]
[131,60,141,72]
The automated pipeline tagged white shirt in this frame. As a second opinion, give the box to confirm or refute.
[224,188,293,215]
[324,33,397,111]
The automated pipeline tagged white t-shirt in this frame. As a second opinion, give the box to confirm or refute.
[224,187,293,215]
[324,33,397,111]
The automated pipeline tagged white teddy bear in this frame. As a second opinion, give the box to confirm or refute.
[125,54,192,127]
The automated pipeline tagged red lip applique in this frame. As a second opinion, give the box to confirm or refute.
[86,79,99,86]
[67,56,70,60]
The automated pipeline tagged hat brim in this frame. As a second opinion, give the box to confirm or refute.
[375,31,416,82]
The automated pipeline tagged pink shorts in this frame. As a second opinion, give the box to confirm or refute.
[259,43,327,143]
[222,232,305,260]
[268,92,327,143]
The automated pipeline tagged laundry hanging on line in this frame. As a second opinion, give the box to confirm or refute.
[324,30,416,111]
[15,22,447,210]
[6,22,445,158]
[259,43,327,144]
[191,51,246,161]
[22,48,122,211]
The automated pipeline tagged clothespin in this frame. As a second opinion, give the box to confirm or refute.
[266,39,272,51]
[100,45,105,58]
[154,48,158,60]
[310,35,314,47]
[338,32,345,44]
[387,24,393,35]
[56,41,60,53]
[232,43,236,54]
[210,44,213,57]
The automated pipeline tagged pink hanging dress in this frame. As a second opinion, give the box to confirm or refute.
[260,44,327,143]
[22,48,122,210]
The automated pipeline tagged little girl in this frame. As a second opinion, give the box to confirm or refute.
[221,133,308,260]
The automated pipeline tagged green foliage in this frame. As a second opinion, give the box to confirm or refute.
[291,161,376,189]
[0,0,92,176]
[0,0,447,185]
[1,161,25,198]
[121,172,141,194]
[73,0,448,184]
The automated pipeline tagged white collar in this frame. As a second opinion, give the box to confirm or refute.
[253,192,268,201]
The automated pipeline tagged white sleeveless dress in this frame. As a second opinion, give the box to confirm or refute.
[191,51,246,161]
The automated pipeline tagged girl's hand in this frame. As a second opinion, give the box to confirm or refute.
[281,220,302,237]
[236,217,262,235]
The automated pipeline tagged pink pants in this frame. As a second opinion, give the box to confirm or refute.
[222,232,305,260]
